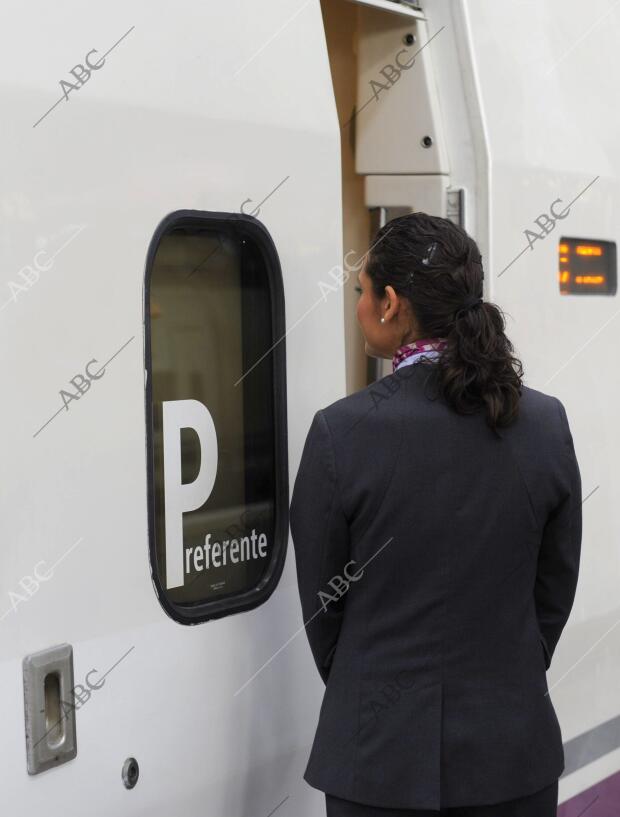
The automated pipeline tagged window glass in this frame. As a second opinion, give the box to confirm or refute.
[558,237,617,295]
[145,212,288,623]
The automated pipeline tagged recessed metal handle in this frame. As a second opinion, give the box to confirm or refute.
[23,643,77,774]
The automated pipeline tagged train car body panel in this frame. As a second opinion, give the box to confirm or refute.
[0,0,617,813]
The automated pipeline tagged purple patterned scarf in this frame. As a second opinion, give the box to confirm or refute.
[392,337,448,373]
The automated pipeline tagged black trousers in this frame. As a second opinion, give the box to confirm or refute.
[325,779,558,817]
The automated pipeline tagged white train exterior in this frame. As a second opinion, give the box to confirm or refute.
[0,0,617,814]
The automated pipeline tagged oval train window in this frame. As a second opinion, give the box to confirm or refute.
[144,210,288,624]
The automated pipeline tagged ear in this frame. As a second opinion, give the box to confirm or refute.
[383,285,402,316]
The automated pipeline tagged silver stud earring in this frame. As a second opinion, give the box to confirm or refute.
[380,317,386,324]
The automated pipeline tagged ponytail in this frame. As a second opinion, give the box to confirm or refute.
[364,212,523,430]
[438,295,524,429]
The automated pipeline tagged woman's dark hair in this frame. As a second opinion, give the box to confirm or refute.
[364,212,523,430]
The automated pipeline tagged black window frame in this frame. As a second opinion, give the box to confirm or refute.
[144,209,288,625]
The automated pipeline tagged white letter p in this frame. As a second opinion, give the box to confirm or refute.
[162,399,218,589]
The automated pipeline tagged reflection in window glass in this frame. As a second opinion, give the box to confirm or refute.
[145,214,287,623]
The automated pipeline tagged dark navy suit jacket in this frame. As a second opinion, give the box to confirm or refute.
[289,362,582,810]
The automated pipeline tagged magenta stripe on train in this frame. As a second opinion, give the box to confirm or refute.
[558,769,620,816]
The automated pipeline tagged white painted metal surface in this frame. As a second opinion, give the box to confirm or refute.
[0,1,343,814]
[0,0,618,813]
[345,0,426,20]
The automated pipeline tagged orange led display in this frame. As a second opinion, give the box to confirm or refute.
[558,238,616,295]
[576,245,603,257]
[574,275,605,285]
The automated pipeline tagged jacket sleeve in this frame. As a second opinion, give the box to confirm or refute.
[535,398,582,670]
[289,409,351,685]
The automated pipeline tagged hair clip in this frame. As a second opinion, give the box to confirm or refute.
[422,242,437,266]
[407,270,415,285]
